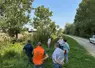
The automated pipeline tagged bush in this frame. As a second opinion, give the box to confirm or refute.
[0,54,2,59]
[3,50,18,59]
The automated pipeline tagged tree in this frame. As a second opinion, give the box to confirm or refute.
[33,5,57,42]
[56,28,63,36]
[74,0,95,38]
[64,0,95,38]
[64,23,75,35]
[0,0,34,39]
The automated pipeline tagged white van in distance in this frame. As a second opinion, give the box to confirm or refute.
[89,35,95,44]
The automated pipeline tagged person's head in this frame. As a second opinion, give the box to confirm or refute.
[37,42,42,46]
[59,36,63,40]
[54,43,59,48]
[27,40,31,44]
[48,36,49,38]
[64,39,67,42]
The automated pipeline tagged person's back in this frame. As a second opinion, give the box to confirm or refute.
[64,39,70,63]
[33,46,45,65]
[52,48,64,63]
[47,37,51,48]
[58,37,65,50]
[64,42,70,53]
[23,40,33,63]
[58,39,64,45]
[24,43,33,56]
[33,42,49,68]
[52,43,64,68]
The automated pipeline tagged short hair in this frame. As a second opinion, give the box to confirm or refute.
[60,37,63,39]
[37,42,42,46]
[64,39,67,42]
[27,40,31,43]
[55,43,59,47]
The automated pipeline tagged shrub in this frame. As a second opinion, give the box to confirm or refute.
[3,50,18,59]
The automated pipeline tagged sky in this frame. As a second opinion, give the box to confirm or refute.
[29,0,82,29]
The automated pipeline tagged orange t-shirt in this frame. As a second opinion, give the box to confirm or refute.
[33,46,45,65]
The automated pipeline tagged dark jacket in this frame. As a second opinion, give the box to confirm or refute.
[23,44,33,57]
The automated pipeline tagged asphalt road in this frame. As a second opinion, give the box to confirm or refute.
[67,35,95,57]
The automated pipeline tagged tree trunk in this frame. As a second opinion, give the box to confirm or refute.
[15,30,18,40]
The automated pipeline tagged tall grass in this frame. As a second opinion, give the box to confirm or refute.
[0,36,95,68]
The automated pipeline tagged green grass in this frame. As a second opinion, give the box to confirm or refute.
[0,36,95,68]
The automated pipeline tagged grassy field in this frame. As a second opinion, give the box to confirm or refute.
[0,36,95,68]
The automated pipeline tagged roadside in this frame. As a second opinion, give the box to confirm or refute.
[66,35,95,57]
[1,35,95,68]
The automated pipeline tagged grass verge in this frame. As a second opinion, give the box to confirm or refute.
[0,36,95,68]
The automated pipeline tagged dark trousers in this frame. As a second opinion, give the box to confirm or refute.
[59,46,64,50]
[26,53,33,63]
[53,63,62,68]
[34,64,43,68]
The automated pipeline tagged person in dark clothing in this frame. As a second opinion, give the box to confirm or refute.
[23,40,33,64]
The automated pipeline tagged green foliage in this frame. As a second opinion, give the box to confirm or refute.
[63,36,95,68]
[3,50,18,59]
[33,5,58,43]
[56,28,63,36]
[0,36,95,68]
[75,0,95,37]
[34,5,52,20]
[64,23,75,35]
[0,0,34,38]
[64,0,95,38]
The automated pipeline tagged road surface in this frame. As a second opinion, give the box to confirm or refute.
[67,35,95,57]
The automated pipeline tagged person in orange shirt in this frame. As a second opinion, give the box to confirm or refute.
[33,42,49,68]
